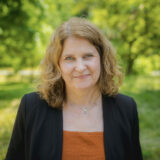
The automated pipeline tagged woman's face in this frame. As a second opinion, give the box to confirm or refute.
[59,36,101,91]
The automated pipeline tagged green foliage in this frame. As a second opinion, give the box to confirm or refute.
[0,0,160,74]
[75,0,160,74]
[133,55,160,74]
[0,0,44,70]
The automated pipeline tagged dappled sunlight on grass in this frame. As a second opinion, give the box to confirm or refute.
[121,75,160,94]
[0,76,35,160]
[0,99,18,160]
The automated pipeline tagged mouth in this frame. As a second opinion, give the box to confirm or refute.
[75,74,90,79]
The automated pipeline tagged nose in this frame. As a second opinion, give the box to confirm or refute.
[75,59,86,72]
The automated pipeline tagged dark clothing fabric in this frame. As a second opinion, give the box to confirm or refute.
[5,92,143,160]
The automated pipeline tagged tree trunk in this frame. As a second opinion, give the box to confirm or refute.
[126,57,134,75]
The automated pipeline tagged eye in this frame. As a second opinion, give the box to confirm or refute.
[84,54,93,58]
[64,56,73,60]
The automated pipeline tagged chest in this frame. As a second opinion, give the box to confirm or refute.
[62,105,104,132]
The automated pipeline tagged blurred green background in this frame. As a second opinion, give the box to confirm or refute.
[0,0,160,159]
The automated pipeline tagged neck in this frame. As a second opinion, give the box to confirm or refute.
[64,86,101,107]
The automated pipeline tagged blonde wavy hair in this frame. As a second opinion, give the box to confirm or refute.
[37,17,123,108]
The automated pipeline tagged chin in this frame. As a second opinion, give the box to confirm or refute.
[73,83,96,90]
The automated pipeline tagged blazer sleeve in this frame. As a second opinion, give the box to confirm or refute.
[131,98,143,160]
[5,95,26,160]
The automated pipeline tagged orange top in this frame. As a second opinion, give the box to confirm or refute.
[62,130,105,160]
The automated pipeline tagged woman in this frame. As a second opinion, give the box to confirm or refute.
[5,17,143,160]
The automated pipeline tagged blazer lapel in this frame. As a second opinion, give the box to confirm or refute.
[102,94,113,160]
[56,108,63,160]
[102,94,128,160]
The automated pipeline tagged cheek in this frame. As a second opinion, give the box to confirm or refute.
[90,60,101,80]
[60,63,73,75]
[90,58,101,71]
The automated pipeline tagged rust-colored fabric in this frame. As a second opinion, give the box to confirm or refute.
[62,130,105,160]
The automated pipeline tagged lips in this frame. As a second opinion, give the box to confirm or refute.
[75,74,90,78]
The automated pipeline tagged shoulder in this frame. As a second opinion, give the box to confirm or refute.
[103,93,136,106]
[115,93,137,114]
[22,92,50,105]
[115,93,136,106]
[23,92,43,102]
[20,92,57,117]
[21,92,48,109]
[19,92,59,125]
[103,93,137,119]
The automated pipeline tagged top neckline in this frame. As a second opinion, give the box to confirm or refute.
[63,130,104,134]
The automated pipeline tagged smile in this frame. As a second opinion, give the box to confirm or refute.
[75,74,90,79]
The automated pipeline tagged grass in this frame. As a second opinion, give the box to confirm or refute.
[0,75,160,160]
[120,75,160,160]
[0,79,36,160]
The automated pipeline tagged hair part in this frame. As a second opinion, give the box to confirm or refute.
[37,17,123,108]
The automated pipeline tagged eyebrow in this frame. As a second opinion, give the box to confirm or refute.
[63,54,73,57]
[63,52,95,57]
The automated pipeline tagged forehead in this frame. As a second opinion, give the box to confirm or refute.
[61,36,98,56]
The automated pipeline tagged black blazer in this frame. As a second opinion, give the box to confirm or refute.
[5,92,143,160]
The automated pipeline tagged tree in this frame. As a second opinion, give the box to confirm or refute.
[0,0,44,70]
[72,0,160,74]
